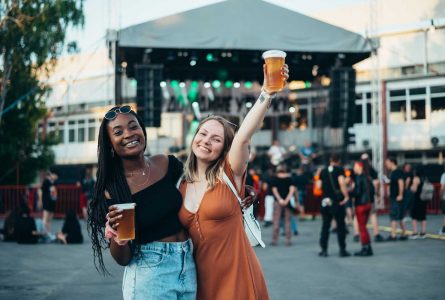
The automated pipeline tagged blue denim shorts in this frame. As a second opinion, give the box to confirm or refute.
[122,239,197,300]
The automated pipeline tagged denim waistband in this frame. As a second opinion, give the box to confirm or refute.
[139,238,193,253]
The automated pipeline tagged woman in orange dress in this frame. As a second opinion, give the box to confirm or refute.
[178,63,289,300]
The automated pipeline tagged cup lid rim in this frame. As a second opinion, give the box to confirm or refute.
[114,203,136,209]
[262,50,287,59]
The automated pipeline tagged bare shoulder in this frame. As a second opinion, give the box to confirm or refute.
[104,190,111,199]
[149,154,169,173]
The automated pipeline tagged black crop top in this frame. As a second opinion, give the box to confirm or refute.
[110,155,184,244]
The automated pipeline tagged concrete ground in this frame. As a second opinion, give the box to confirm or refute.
[0,215,444,300]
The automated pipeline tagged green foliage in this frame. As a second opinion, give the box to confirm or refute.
[0,0,84,184]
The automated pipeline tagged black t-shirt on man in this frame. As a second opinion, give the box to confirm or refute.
[389,168,404,198]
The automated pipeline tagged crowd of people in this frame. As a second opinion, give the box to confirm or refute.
[250,143,445,258]
[2,60,445,300]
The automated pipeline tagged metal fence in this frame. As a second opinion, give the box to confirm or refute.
[0,184,83,218]
[0,183,443,219]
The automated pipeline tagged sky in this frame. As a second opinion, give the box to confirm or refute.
[66,0,368,54]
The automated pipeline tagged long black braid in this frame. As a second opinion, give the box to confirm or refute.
[87,110,147,275]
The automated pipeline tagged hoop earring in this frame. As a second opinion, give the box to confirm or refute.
[111,148,115,157]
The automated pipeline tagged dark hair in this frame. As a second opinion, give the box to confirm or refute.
[87,109,147,275]
[387,156,397,165]
[330,153,340,163]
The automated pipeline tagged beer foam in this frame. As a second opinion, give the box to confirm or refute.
[262,50,286,59]
[115,203,136,210]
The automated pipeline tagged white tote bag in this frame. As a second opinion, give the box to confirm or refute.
[223,172,266,248]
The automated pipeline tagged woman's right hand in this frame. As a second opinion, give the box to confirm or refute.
[106,206,128,246]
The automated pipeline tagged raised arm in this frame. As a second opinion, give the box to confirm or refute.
[229,64,289,179]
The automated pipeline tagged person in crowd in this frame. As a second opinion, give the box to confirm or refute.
[81,167,95,221]
[15,202,45,244]
[351,161,374,256]
[318,154,351,257]
[261,168,275,227]
[88,106,197,299]
[57,209,83,244]
[360,153,384,242]
[343,166,354,228]
[268,139,286,167]
[0,206,21,242]
[298,140,318,173]
[385,157,408,240]
[440,168,445,235]
[40,168,58,238]
[176,63,288,299]
[409,166,428,239]
[402,163,414,221]
[246,167,261,218]
[89,108,260,298]
[272,164,297,246]
[293,166,309,220]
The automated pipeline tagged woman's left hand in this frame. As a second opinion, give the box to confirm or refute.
[241,185,257,209]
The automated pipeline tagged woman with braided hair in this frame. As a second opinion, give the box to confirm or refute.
[87,106,196,299]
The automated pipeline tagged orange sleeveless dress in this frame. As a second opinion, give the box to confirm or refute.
[178,160,269,300]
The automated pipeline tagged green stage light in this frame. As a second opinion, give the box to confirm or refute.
[171,80,179,88]
[305,81,312,88]
[244,81,253,89]
[224,81,233,88]
[206,53,214,62]
[191,81,199,88]
[212,80,221,88]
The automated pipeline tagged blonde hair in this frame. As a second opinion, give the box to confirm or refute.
[184,115,236,188]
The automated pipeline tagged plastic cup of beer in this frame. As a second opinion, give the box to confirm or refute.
[115,203,136,240]
[262,50,287,92]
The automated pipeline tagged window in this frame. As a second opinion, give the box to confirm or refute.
[57,121,65,143]
[389,100,406,123]
[366,103,372,124]
[409,88,426,95]
[430,85,445,94]
[88,119,96,142]
[68,120,76,143]
[389,89,405,97]
[78,120,85,143]
[354,103,362,124]
[410,100,425,120]
[431,96,445,121]
[431,97,445,112]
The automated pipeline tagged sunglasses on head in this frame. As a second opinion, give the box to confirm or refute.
[104,105,132,120]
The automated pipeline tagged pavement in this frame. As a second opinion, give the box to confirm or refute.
[0,215,444,300]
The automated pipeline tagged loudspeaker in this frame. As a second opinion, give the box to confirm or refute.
[134,64,163,127]
[329,67,356,128]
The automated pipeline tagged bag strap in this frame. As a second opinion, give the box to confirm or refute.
[222,172,243,207]
[327,167,341,196]
[176,174,184,189]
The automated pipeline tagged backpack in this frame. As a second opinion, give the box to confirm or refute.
[420,178,434,201]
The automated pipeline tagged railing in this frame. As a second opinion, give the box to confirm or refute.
[0,184,83,218]
[0,182,443,218]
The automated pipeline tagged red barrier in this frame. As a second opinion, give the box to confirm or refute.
[0,184,82,218]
